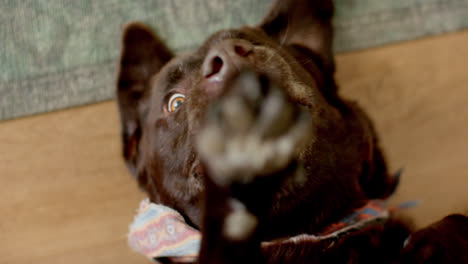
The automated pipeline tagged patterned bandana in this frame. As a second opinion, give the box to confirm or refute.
[128,199,201,263]
[128,199,416,263]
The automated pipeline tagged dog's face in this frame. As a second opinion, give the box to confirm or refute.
[117,0,397,235]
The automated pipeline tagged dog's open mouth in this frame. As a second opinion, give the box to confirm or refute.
[128,199,400,263]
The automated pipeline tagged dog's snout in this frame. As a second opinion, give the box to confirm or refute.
[202,39,253,82]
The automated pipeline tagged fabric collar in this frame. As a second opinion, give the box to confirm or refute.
[128,199,201,263]
[128,199,415,263]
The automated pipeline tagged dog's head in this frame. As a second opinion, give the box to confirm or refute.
[117,0,398,233]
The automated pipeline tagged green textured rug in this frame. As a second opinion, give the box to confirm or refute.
[1,0,468,121]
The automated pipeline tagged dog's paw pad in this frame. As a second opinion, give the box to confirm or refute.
[197,71,312,187]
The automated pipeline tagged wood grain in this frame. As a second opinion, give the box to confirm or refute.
[0,103,151,263]
[337,30,468,228]
[1,30,468,263]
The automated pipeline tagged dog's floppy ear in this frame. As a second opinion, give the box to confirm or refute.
[117,23,173,176]
[259,0,335,73]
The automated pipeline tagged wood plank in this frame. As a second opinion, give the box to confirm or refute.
[0,103,151,264]
[1,30,468,262]
[337,30,468,228]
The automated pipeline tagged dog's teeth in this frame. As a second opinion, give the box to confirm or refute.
[223,199,258,241]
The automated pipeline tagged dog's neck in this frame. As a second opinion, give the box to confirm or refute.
[128,199,407,263]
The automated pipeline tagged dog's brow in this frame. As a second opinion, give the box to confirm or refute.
[203,30,256,49]
[162,56,202,93]
[165,66,183,89]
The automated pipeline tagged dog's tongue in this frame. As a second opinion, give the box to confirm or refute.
[128,199,414,262]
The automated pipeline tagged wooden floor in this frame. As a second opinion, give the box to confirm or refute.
[1,30,468,263]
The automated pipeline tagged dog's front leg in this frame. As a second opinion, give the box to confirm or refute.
[196,71,312,263]
[398,214,468,263]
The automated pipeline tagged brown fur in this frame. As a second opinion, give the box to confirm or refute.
[116,0,468,263]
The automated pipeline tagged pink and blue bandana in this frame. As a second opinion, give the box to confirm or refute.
[128,199,201,263]
[129,199,417,262]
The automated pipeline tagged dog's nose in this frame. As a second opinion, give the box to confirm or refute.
[202,39,253,82]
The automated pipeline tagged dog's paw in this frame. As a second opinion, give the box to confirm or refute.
[400,214,468,263]
[197,71,312,187]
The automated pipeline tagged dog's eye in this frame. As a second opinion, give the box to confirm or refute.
[167,93,185,113]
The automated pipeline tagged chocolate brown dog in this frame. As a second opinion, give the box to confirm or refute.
[117,0,468,263]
